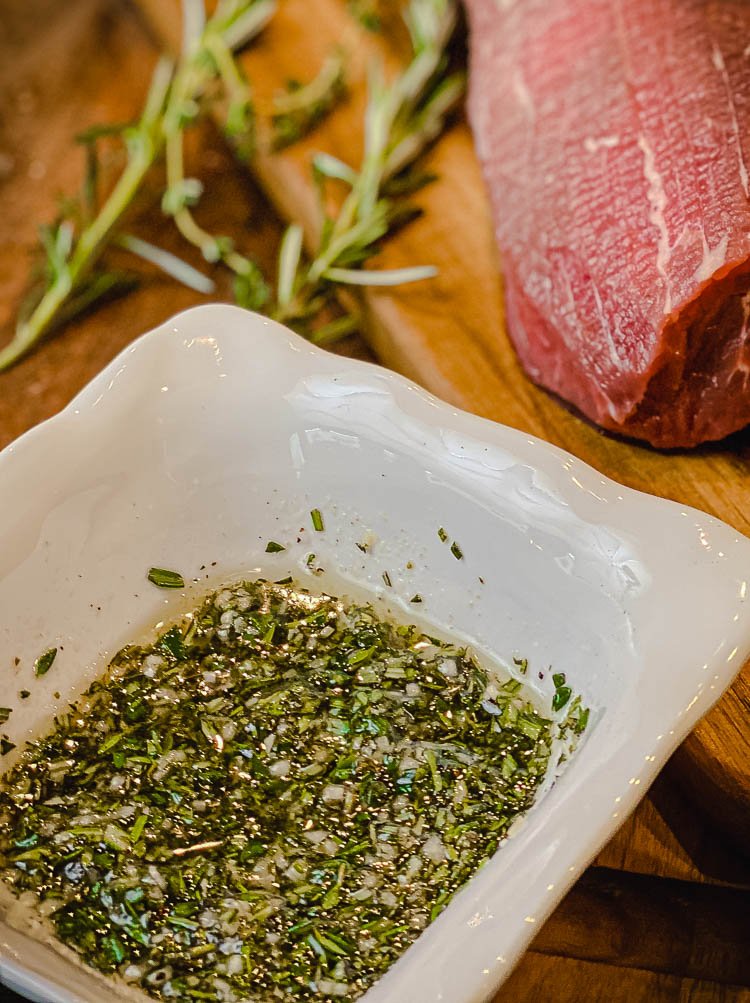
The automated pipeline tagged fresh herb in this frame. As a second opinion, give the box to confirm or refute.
[0,1,275,370]
[437,527,448,543]
[409,594,423,603]
[4,0,462,368]
[34,648,57,677]
[271,54,347,149]
[147,567,185,589]
[0,579,584,1000]
[382,570,393,587]
[265,541,286,553]
[0,739,15,756]
[450,541,463,560]
[268,0,463,342]
[0,709,11,725]
[310,508,325,532]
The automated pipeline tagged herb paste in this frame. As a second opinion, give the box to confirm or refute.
[0,581,587,1001]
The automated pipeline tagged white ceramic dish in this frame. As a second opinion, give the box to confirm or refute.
[1,304,750,1003]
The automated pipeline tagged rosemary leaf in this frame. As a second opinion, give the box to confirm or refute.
[34,648,58,677]
[323,264,437,287]
[147,567,185,590]
[272,53,347,150]
[117,234,215,294]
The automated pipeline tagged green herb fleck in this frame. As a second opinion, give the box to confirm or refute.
[129,814,148,844]
[575,706,590,733]
[147,567,185,589]
[310,508,325,532]
[265,541,286,553]
[450,542,464,560]
[409,594,423,603]
[382,571,392,587]
[438,527,448,543]
[0,738,15,755]
[552,672,573,712]
[19,691,30,700]
[34,648,57,677]
[0,709,11,725]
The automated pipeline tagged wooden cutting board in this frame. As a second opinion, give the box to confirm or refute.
[133,0,750,846]
[0,3,748,1002]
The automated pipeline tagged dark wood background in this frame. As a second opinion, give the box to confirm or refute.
[0,2,748,1000]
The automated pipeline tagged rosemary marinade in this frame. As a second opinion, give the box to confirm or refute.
[0,581,586,1001]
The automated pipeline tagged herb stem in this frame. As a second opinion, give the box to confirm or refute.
[0,57,173,371]
[268,0,461,336]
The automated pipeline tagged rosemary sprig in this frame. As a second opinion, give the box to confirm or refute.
[269,0,464,340]
[271,53,347,150]
[0,1,274,371]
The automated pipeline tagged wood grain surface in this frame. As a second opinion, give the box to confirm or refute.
[0,2,748,1001]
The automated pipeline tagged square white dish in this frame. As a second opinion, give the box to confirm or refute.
[1,303,750,1003]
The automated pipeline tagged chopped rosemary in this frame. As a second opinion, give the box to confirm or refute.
[310,508,325,532]
[147,567,185,590]
[552,672,573,712]
[0,579,586,1000]
[33,648,57,677]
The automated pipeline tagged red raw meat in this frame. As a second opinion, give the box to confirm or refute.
[465,0,750,447]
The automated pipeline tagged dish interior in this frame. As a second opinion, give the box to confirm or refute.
[1,307,748,1003]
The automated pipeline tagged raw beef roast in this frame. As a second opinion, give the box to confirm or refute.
[465,0,750,447]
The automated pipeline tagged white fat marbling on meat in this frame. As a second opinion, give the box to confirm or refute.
[512,70,535,120]
[638,134,672,314]
[583,135,619,154]
[712,43,750,198]
[590,277,626,369]
[693,230,729,284]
